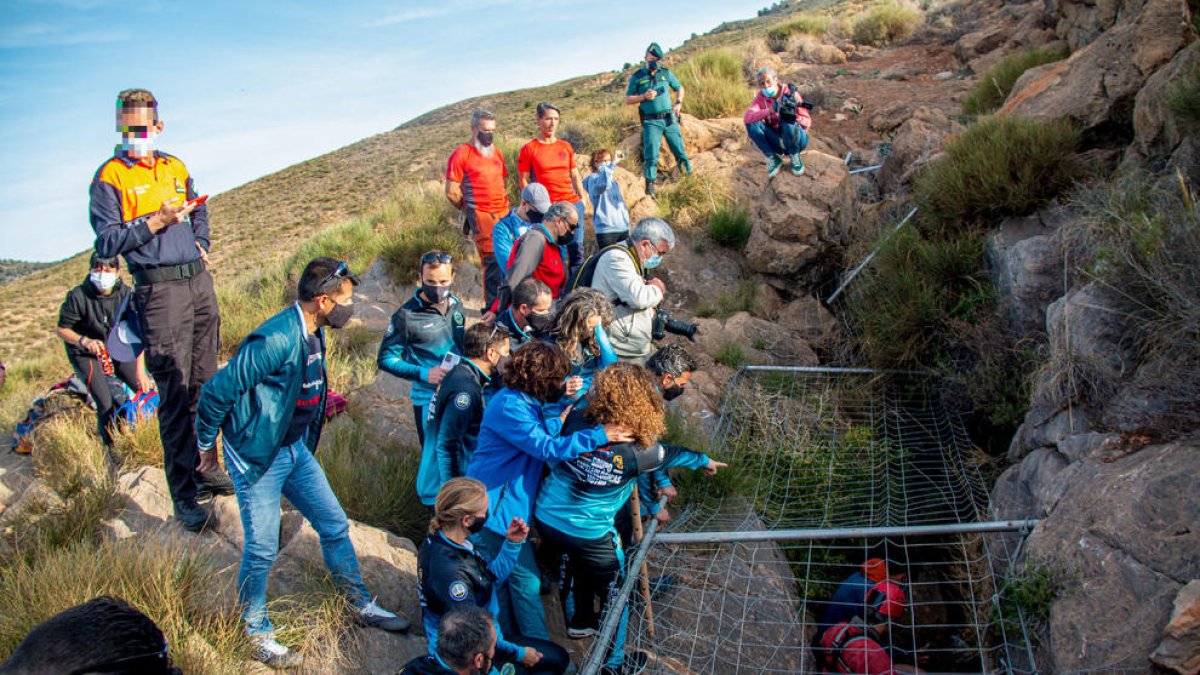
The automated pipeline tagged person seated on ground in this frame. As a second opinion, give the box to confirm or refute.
[196,258,411,668]
[544,288,619,421]
[0,596,181,675]
[583,149,633,249]
[416,323,511,507]
[397,606,503,675]
[818,559,903,636]
[466,340,633,647]
[56,252,154,447]
[493,183,551,284]
[378,250,467,448]
[588,217,676,361]
[817,579,923,675]
[495,202,579,312]
[496,277,554,350]
[744,66,812,178]
[534,362,725,675]
[518,103,589,276]
[417,478,570,674]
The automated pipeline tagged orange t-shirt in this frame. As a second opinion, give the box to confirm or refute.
[446,143,510,214]
[517,138,579,204]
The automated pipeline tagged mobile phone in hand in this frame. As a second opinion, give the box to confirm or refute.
[186,194,209,209]
[440,352,461,370]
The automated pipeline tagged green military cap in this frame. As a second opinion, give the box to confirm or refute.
[646,42,664,58]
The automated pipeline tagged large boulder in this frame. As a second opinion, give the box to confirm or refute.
[619,114,744,176]
[742,151,855,290]
[1128,42,1200,172]
[877,108,965,194]
[1000,0,1193,145]
[692,311,819,367]
[1151,580,1200,674]
[986,212,1066,336]
[1049,0,1159,51]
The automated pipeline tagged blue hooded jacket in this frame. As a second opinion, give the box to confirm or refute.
[466,387,609,538]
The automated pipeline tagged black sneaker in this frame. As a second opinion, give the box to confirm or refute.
[645,179,656,198]
[174,499,211,533]
[600,650,649,675]
[196,467,235,497]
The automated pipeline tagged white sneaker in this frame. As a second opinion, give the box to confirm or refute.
[355,598,412,633]
[251,636,303,668]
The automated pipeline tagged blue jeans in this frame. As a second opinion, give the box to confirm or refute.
[745,120,808,159]
[472,528,550,641]
[567,200,586,278]
[227,437,371,636]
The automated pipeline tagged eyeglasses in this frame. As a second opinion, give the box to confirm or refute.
[420,251,453,266]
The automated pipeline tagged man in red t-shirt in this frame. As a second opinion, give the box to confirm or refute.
[446,108,511,308]
[517,102,587,275]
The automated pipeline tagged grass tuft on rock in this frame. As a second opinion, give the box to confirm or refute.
[677,49,748,120]
[707,204,753,249]
[962,45,1069,116]
[1166,63,1200,127]
[853,1,922,46]
[767,14,831,52]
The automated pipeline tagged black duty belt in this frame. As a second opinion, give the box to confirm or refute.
[640,111,673,122]
[132,259,205,285]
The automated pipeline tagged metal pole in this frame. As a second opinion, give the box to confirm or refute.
[742,365,878,374]
[581,496,669,675]
[655,519,1039,545]
[628,485,656,638]
[826,206,918,304]
[849,164,884,175]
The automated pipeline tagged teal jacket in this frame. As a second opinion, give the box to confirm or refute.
[195,303,327,486]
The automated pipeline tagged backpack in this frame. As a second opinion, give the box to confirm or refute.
[10,376,91,454]
[821,619,883,674]
[567,242,640,294]
[116,390,160,424]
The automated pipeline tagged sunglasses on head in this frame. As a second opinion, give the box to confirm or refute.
[421,251,453,266]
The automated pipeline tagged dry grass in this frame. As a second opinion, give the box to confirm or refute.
[655,173,732,229]
[111,417,164,470]
[676,49,751,120]
[853,1,923,46]
[31,414,109,498]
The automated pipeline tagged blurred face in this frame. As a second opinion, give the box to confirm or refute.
[645,53,660,68]
[538,109,560,138]
[757,71,778,91]
[116,105,161,138]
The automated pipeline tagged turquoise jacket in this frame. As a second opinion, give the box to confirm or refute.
[195,303,326,486]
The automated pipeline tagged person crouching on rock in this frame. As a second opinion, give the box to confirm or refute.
[743,66,812,178]
[195,257,411,669]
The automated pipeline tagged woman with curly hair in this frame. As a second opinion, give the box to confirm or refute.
[546,287,619,420]
[533,363,726,674]
[465,340,633,648]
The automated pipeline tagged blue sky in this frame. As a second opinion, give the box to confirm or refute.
[0,0,766,262]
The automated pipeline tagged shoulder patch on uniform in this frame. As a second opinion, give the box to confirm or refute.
[453,312,465,325]
[453,392,472,410]
[500,665,517,675]
[449,580,468,601]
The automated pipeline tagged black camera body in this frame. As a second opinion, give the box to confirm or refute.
[652,309,699,341]
[775,83,813,124]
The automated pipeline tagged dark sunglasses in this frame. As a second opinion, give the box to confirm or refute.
[421,251,453,266]
[317,260,359,296]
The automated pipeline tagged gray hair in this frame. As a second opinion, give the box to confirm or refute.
[437,606,494,670]
[470,107,496,128]
[545,201,577,225]
[645,344,698,378]
[756,66,778,81]
[630,217,676,250]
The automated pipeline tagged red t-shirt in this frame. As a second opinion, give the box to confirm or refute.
[517,138,579,204]
[446,143,510,214]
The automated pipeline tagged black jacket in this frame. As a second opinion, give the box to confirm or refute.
[57,277,131,359]
[396,654,456,675]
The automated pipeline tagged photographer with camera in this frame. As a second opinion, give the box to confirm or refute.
[743,66,812,178]
[590,217,690,361]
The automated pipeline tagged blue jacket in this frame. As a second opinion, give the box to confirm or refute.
[492,210,531,280]
[536,412,709,540]
[818,572,873,635]
[378,290,466,407]
[583,164,630,235]
[466,387,609,538]
[195,304,325,486]
[417,531,525,663]
[416,359,493,506]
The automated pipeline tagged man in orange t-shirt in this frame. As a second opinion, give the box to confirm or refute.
[446,107,511,308]
[517,102,587,275]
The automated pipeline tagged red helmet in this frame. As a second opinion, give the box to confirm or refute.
[867,580,907,619]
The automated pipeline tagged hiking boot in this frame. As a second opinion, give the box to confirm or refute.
[251,636,303,669]
[766,155,784,178]
[681,162,693,175]
[791,153,805,176]
[355,598,411,633]
[645,178,657,198]
[566,622,599,639]
[174,499,211,533]
[197,467,235,497]
[600,649,649,675]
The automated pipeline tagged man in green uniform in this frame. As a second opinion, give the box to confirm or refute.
[625,42,691,197]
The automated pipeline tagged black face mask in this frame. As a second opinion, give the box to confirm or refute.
[646,59,659,72]
[526,310,553,334]
[423,285,451,305]
[324,300,354,329]
[663,384,686,401]
[555,223,577,245]
[527,209,544,224]
[467,515,487,535]
[476,131,494,147]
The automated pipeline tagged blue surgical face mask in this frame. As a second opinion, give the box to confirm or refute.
[644,253,663,269]
[761,87,777,98]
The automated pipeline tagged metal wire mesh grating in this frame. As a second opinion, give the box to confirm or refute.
[585,366,1040,674]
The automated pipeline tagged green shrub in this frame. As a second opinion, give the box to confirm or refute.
[714,343,747,367]
[767,14,831,51]
[656,173,729,228]
[677,49,748,120]
[853,2,922,46]
[708,204,753,248]
[962,46,1069,115]
[914,116,1081,239]
[1166,63,1200,127]
[996,564,1055,644]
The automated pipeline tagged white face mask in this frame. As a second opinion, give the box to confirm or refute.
[89,271,118,292]
[120,132,156,158]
